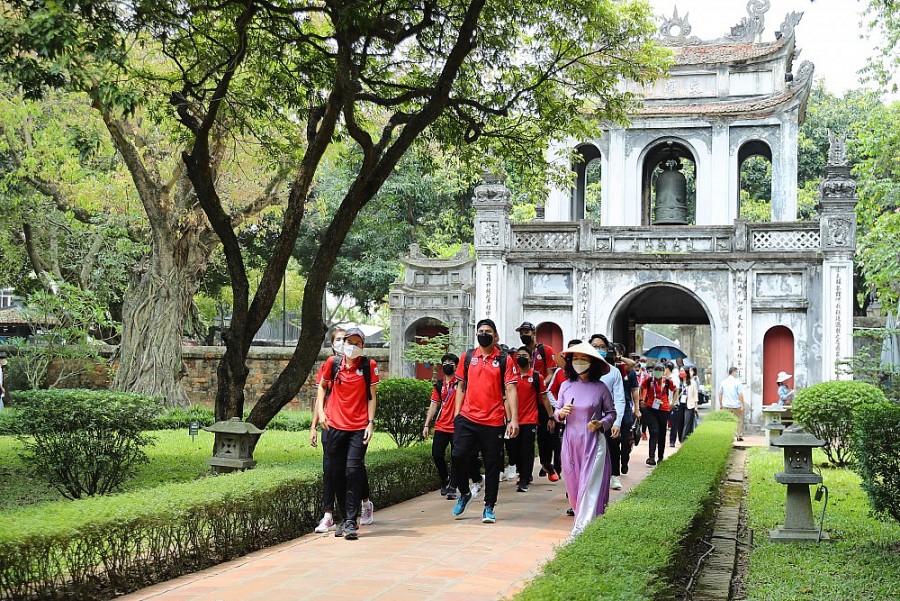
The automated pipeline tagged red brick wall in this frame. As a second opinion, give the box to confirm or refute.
[49,346,391,410]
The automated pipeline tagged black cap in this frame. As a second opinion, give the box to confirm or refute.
[476,318,498,333]
[515,321,536,332]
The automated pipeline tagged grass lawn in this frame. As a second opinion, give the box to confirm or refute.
[743,448,900,600]
[0,429,399,512]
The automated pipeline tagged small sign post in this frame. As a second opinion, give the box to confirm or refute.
[189,420,199,442]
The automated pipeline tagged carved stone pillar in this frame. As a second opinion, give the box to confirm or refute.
[473,173,512,341]
[818,134,857,380]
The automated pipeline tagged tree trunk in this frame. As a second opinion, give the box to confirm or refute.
[112,232,208,407]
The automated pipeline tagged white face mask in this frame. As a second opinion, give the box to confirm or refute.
[343,343,363,360]
[332,342,344,355]
[572,360,591,374]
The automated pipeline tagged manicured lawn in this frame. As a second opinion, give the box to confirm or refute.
[743,448,900,600]
[0,429,398,511]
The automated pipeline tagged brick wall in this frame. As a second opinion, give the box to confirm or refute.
[48,346,391,410]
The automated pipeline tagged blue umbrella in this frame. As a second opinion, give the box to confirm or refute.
[644,345,687,360]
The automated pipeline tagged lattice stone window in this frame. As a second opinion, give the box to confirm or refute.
[513,231,577,251]
[751,230,820,251]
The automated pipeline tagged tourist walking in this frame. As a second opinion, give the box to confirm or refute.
[451,319,518,524]
[641,362,676,465]
[588,334,627,490]
[553,342,616,537]
[681,368,699,440]
[423,353,461,498]
[516,321,559,482]
[670,368,689,447]
[312,328,344,533]
[510,347,555,492]
[0,351,7,410]
[718,366,746,441]
[315,327,378,541]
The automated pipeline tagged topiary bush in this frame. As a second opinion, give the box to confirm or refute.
[376,378,432,447]
[852,400,900,523]
[792,381,887,466]
[14,389,163,499]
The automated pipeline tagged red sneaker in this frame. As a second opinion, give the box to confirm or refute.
[548,472,560,482]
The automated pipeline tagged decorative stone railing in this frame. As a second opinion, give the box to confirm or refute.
[508,221,822,254]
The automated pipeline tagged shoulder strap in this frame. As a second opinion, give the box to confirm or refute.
[498,351,508,398]
[463,349,474,389]
[360,356,372,401]
[325,356,342,397]
[532,369,541,397]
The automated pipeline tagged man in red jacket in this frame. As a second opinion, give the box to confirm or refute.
[451,318,518,524]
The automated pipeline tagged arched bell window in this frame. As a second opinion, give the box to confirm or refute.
[641,140,697,225]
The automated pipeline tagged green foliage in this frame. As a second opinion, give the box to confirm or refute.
[376,378,433,448]
[792,381,887,466]
[852,400,900,523]
[743,447,900,600]
[14,389,162,499]
[839,327,900,402]
[0,443,437,599]
[402,321,468,378]
[0,408,20,436]
[9,281,112,389]
[516,414,736,601]
[862,0,900,93]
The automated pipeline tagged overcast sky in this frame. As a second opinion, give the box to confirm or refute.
[649,0,883,97]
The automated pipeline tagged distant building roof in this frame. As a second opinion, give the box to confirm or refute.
[0,307,27,325]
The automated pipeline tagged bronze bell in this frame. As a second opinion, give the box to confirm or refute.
[653,159,689,225]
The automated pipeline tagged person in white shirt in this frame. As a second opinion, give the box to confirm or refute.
[0,352,8,410]
[718,367,745,441]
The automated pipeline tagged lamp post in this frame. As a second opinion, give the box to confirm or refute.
[770,427,830,542]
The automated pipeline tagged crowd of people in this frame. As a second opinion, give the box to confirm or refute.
[309,319,712,541]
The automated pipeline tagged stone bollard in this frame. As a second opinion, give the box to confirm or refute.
[769,427,830,542]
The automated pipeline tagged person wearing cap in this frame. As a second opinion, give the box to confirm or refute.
[641,362,677,465]
[510,347,555,492]
[775,371,795,406]
[312,328,345,533]
[451,318,519,524]
[553,342,616,536]
[316,327,379,541]
[515,321,559,482]
[0,352,8,410]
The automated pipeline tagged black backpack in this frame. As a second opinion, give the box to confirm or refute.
[328,355,373,401]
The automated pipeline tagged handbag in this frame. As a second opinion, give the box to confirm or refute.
[631,417,641,447]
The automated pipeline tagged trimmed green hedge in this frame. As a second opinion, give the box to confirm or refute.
[516,412,736,601]
[0,443,437,600]
[852,400,900,523]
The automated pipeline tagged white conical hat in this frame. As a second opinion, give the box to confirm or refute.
[776,371,792,383]
[560,342,610,375]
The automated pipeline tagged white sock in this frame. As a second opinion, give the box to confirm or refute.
[323,511,333,521]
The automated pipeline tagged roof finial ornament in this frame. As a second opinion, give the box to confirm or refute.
[658,6,702,47]
[776,11,804,40]
[724,0,770,44]
[827,130,848,167]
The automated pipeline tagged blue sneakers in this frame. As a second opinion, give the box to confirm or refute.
[453,492,472,518]
[482,505,496,523]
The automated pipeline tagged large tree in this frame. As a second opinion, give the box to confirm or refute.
[3,0,668,427]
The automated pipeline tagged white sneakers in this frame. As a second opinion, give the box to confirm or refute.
[610,476,623,490]
[314,515,334,533]
[470,480,482,499]
[360,500,375,525]
[504,465,518,481]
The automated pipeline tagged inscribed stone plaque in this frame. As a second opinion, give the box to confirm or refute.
[526,272,572,296]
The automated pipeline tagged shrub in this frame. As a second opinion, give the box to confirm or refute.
[14,389,163,499]
[516,412,736,600]
[376,378,433,447]
[852,400,900,523]
[0,407,21,435]
[792,381,886,466]
[0,443,437,600]
[151,405,215,429]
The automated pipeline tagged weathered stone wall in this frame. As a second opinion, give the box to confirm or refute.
[47,346,391,410]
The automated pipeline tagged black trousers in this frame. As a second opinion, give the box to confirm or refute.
[432,429,482,488]
[682,408,697,439]
[323,428,367,523]
[537,409,562,473]
[505,423,537,484]
[321,428,370,512]
[645,408,670,461]
[452,415,504,507]
[669,404,686,445]
[606,413,634,476]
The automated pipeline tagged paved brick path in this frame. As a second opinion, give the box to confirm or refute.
[120,440,671,601]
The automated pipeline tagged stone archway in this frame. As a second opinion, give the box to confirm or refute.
[608,283,714,379]
[405,317,448,380]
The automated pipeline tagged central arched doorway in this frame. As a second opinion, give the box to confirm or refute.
[608,283,713,382]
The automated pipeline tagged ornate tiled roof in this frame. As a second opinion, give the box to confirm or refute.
[672,37,789,66]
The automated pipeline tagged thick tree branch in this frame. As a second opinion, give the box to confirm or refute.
[21,222,47,275]
[79,230,106,289]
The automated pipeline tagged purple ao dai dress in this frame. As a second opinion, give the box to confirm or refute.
[554,379,617,536]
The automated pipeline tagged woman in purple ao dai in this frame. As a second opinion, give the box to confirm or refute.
[554,342,617,537]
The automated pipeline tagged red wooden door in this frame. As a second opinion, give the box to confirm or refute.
[414,324,447,380]
[536,322,563,355]
[763,326,794,405]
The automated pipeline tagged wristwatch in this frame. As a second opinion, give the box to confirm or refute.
[368,419,375,424]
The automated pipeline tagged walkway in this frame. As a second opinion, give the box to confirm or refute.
[121,442,671,601]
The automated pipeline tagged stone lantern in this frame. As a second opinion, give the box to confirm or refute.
[203,417,264,474]
[770,427,830,542]
[761,405,786,450]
